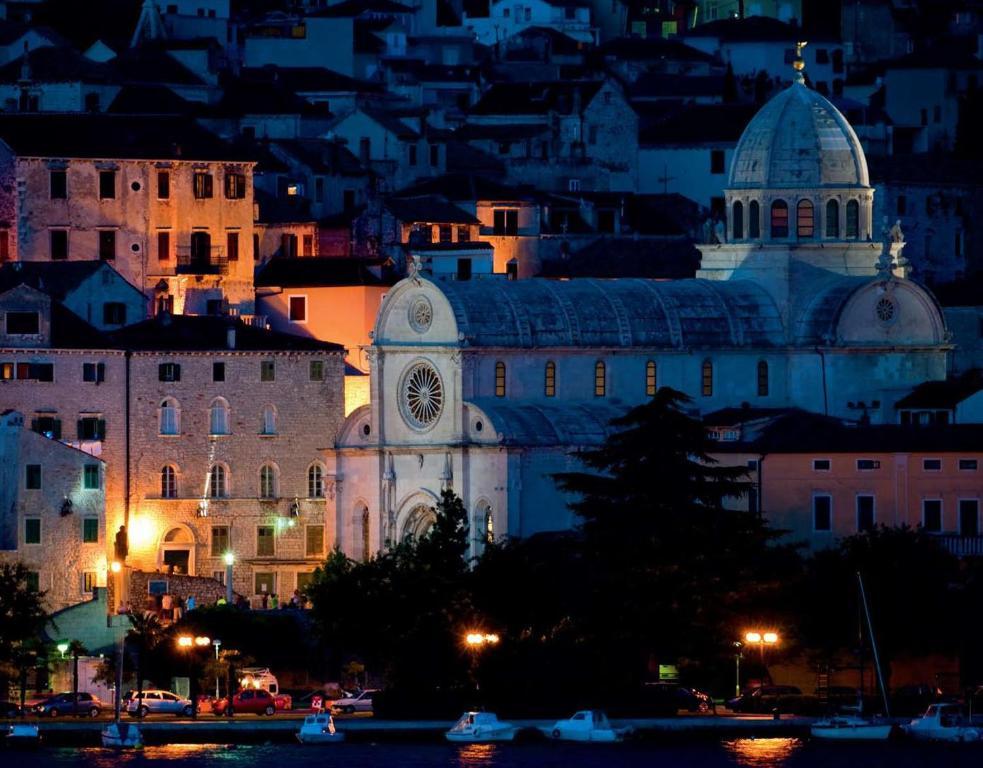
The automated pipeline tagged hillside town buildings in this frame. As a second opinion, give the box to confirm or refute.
[0,0,982,625]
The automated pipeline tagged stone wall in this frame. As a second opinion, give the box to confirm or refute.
[129,569,237,611]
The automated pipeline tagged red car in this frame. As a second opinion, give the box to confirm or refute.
[211,689,278,717]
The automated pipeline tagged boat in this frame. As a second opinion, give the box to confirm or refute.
[100,633,142,749]
[811,573,896,742]
[5,723,40,746]
[445,711,517,743]
[810,714,893,741]
[296,714,345,744]
[549,710,629,742]
[904,703,981,743]
[101,721,144,749]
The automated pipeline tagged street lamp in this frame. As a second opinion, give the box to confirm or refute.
[56,642,69,658]
[744,629,780,662]
[212,639,222,699]
[177,635,211,719]
[465,633,500,646]
[464,632,500,697]
[223,551,234,604]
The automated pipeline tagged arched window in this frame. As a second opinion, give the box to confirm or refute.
[472,502,494,558]
[544,361,556,397]
[161,465,177,498]
[594,361,606,397]
[748,200,761,238]
[361,506,370,562]
[308,463,324,498]
[701,359,713,397]
[259,464,277,499]
[770,200,789,238]
[209,398,230,435]
[757,360,769,397]
[159,398,179,435]
[494,361,506,397]
[796,199,814,238]
[732,200,744,240]
[261,405,277,435]
[825,199,840,238]
[207,463,227,499]
[845,199,860,239]
[646,360,657,397]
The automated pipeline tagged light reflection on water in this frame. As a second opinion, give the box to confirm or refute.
[75,744,253,766]
[722,738,804,767]
[455,743,499,766]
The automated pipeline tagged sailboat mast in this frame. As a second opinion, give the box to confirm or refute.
[857,572,891,718]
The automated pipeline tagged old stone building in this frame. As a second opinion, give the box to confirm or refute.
[117,314,346,603]
[0,113,257,316]
[0,409,108,610]
[0,270,347,609]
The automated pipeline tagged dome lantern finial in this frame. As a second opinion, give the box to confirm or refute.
[793,40,807,84]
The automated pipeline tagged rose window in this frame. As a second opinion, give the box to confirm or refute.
[408,296,433,333]
[401,362,444,429]
[875,297,896,324]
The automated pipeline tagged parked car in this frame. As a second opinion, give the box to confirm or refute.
[211,689,278,717]
[331,689,378,715]
[727,685,804,714]
[34,692,103,718]
[127,690,194,718]
[638,683,715,715]
[0,700,23,718]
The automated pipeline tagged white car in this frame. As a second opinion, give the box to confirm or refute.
[330,689,378,715]
[127,690,194,718]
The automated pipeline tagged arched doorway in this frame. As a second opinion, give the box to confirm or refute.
[401,503,436,541]
[159,526,196,576]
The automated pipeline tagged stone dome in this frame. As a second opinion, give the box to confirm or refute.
[728,81,869,190]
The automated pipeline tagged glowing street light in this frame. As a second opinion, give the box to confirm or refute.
[57,642,69,658]
[465,633,500,646]
[176,636,211,719]
[110,561,122,573]
[744,629,780,664]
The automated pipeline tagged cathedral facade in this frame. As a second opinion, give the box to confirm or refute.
[331,71,950,557]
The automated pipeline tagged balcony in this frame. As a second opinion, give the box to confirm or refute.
[937,535,983,558]
[176,245,227,275]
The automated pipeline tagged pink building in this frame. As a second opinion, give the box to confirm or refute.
[712,411,983,556]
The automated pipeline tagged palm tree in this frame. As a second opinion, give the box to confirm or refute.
[126,612,163,716]
[67,640,86,717]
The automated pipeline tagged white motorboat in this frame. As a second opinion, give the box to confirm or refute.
[904,703,980,743]
[6,723,40,746]
[297,714,345,744]
[549,710,628,743]
[445,711,517,743]
[101,721,143,749]
[811,714,893,741]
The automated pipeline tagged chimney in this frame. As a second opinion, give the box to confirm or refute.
[226,326,236,349]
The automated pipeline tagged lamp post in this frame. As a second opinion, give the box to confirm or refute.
[223,551,234,604]
[212,639,222,699]
[464,632,500,696]
[734,641,743,698]
[744,630,780,663]
[177,635,211,719]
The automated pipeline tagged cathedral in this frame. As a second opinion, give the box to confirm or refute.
[331,64,949,557]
